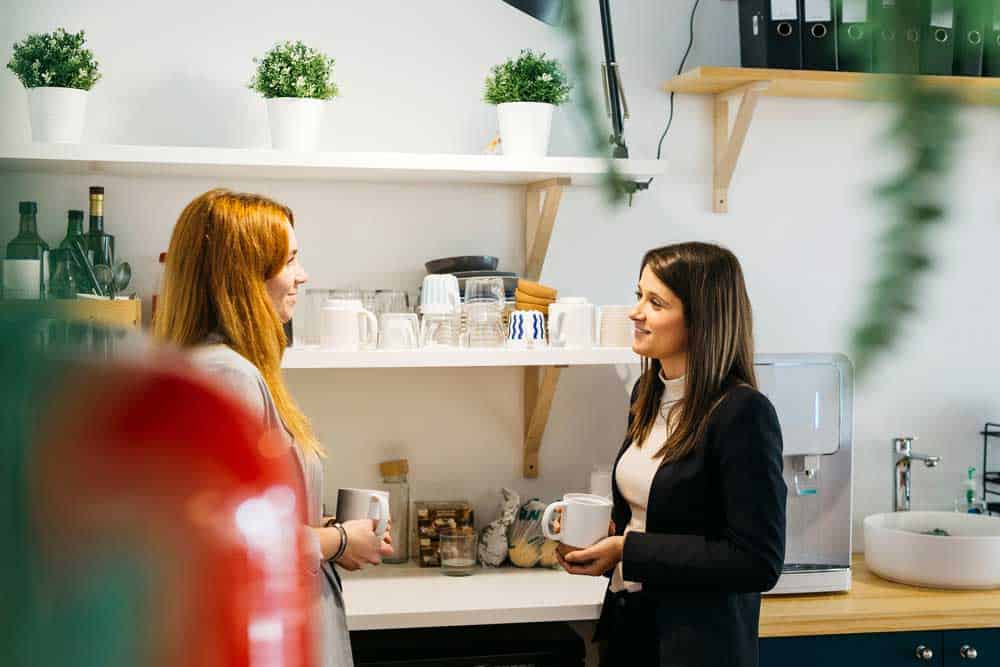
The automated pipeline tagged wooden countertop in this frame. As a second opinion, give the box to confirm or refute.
[760,555,1000,637]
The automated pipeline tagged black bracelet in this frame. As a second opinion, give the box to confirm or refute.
[331,522,348,563]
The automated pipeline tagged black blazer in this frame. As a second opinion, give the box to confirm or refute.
[595,381,787,667]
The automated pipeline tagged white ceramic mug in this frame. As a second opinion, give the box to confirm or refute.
[548,297,596,349]
[541,493,613,549]
[320,299,378,351]
[420,274,461,315]
[336,488,390,538]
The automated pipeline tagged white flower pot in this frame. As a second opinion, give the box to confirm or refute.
[497,102,554,157]
[266,97,326,151]
[27,87,88,143]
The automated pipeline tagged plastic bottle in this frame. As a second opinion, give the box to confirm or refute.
[954,467,987,514]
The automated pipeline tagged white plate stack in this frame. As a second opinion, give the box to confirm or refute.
[598,305,633,347]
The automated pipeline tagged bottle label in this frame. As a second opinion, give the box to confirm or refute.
[3,259,42,299]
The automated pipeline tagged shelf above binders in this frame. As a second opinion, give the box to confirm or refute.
[664,66,1000,105]
[663,67,1000,213]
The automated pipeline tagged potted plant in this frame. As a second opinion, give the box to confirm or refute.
[484,49,571,157]
[249,40,339,151]
[6,28,101,143]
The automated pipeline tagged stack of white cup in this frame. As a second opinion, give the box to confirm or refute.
[598,305,633,347]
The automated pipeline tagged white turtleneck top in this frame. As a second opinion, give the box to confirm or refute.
[610,371,685,593]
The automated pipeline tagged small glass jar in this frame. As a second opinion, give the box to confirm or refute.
[439,526,478,576]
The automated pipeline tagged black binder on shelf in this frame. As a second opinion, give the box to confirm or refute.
[873,0,922,74]
[920,0,955,75]
[801,0,838,69]
[984,0,1000,76]
[739,0,804,69]
[836,0,874,71]
[953,0,987,76]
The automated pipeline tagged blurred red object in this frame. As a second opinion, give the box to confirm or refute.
[30,355,312,667]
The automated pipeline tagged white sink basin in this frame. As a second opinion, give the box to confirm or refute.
[864,511,1000,589]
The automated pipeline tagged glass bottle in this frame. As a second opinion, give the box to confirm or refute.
[379,459,410,563]
[83,186,114,268]
[47,249,77,300]
[60,209,90,293]
[4,201,49,300]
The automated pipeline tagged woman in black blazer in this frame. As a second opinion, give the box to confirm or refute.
[555,242,786,666]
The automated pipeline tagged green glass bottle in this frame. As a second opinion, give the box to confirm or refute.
[4,201,49,300]
[60,209,85,248]
[59,209,90,293]
[83,186,114,269]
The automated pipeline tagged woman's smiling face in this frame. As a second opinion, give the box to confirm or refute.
[629,264,688,375]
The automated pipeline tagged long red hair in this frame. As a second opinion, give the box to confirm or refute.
[154,189,320,455]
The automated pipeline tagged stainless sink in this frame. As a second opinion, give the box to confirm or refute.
[864,511,1000,589]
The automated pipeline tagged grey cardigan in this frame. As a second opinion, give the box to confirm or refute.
[191,338,354,666]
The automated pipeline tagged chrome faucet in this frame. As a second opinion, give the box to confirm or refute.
[893,437,941,512]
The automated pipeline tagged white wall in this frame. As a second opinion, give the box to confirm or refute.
[2,0,999,552]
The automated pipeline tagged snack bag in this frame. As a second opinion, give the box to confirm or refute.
[478,488,520,567]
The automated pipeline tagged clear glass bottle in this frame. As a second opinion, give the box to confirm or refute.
[379,459,410,563]
[5,201,49,300]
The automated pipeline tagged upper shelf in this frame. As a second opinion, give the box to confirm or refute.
[0,143,664,186]
[281,346,640,369]
[664,66,1000,105]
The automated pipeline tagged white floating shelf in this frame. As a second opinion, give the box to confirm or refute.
[342,561,606,631]
[0,143,664,186]
[281,346,640,369]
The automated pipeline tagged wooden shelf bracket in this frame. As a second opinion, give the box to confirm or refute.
[521,177,570,477]
[712,81,770,213]
[524,178,569,282]
[523,365,564,478]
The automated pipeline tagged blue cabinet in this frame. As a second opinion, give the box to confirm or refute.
[761,629,1000,666]
[760,631,941,666]
[941,629,1000,666]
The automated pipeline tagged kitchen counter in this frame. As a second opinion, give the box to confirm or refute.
[342,560,607,631]
[342,555,1000,635]
[759,555,1000,637]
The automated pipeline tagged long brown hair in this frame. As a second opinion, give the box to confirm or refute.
[153,188,321,456]
[627,242,756,464]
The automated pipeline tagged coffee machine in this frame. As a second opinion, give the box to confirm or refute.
[756,354,853,595]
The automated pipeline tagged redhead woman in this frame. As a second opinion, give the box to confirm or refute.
[556,242,786,666]
[154,189,391,666]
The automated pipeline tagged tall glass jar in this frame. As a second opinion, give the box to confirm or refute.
[379,459,409,563]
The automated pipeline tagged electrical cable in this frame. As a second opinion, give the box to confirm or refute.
[656,0,701,160]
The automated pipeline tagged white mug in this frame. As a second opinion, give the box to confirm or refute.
[548,297,596,349]
[420,274,461,315]
[321,299,378,351]
[541,493,612,549]
[336,488,390,538]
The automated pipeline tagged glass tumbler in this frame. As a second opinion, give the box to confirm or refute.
[420,312,461,347]
[464,302,505,348]
[439,527,478,576]
[463,277,505,307]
